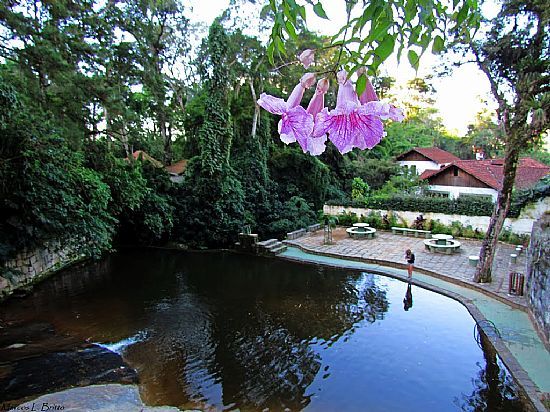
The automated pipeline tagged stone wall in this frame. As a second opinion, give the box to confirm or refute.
[0,241,83,300]
[526,213,550,343]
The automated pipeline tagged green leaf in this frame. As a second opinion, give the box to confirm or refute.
[298,5,306,20]
[407,49,419,71]
[275,36,286,55]
[267,41,275,65]
[313,2,329,19]
[456,4,469,26]
[285,20,298,40]
[432,35,445,53]
[356,73,367,97]
[369,18,392,41]
[374,34,395,62]
[286,0,298,9]
[404,0,418,22]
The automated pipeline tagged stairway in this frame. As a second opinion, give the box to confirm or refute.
[257,238,287,256]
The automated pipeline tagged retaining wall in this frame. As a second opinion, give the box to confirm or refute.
[0,241,83,299]
[526,213,550,343]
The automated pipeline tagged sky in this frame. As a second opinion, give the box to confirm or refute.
[189,0,495,136]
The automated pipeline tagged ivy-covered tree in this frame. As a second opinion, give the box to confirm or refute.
[173,20,245,247]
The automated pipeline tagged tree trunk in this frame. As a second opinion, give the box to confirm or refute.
[474,141,520,283]
[248,79,259,139]
[159,110,172,165]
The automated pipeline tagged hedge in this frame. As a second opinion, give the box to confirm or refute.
[325,195,496,217]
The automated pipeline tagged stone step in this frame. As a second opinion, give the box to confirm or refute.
[258,239,278,248]
[269,244,287,255]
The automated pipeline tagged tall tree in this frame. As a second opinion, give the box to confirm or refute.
[119,0,191,164]
[459,0,549,282]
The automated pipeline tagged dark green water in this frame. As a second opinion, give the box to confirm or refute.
[2,249,526,411]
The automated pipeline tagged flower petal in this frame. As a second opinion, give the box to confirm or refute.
[349,111,385,150]
[257,93,287,115]
[306,78,329,118]
[336,70,360,112]
[286,73,316,108]
[389,105,405,122]
[305,134,327,156]
[298,49,315,69]
[358,77,379,104]
[279,106,314,146]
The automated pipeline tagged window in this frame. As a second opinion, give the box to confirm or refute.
[426,190,450,198]
[453,168,459,177]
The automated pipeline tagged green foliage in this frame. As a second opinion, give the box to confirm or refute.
[269,147,331,209]
[267,0,480,74]
[373,167,425,197]
[508,176,550,218]
[266,196,317,239]
[173,22,245,247]
[173,159,245,247]
[346,158,399,190]
[0,135,116,260]
[84,141,148,217]
[351,177,370,202]
[327,195,496,217]
[335,212,359,226]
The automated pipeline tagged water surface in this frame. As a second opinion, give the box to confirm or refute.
[1,249,526,411]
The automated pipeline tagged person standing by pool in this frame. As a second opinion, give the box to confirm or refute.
[405,249,415,278]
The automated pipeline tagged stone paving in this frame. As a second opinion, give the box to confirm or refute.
[285,227,529,308]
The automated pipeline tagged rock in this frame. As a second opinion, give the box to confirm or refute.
[0,276,8,291]
[15,384,182,412]
[0,321,138,404]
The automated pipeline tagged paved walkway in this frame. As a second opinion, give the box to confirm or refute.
[282,228,550,410]
[286,227,528,308]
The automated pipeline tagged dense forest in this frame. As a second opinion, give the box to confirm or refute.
[0,0,548,261]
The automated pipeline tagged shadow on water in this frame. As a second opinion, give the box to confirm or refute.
[0,249,528,411]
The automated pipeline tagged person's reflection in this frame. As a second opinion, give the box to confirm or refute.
[403,281,413,311]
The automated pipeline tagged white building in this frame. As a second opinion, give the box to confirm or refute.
[395,147,460,175]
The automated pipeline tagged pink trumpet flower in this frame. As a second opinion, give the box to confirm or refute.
[298,49,315,68]
[313,70,385,154]
[359,76,379,104]
[300,78,330,155]
[358,71,405,122]
[257,73,316,145]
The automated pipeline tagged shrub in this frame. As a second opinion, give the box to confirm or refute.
[337,212,359,226]
[326,194,495,216]
[364,211,383,228]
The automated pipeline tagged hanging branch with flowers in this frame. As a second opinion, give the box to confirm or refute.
[257,0,481,156]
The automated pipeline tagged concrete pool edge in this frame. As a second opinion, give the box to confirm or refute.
[279,246,548,412]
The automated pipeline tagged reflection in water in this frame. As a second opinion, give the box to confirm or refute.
[455,331,527,411]
[0,249,526,411]
[403,282,413,311]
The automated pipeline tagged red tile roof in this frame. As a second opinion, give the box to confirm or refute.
[421,158,550,190]
[419,169,440,180]
[165,159,188,175]
[396,147,461,164]
[131,150,164,168]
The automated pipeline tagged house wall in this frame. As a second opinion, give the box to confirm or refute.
[399,160,440,175]
[323,196,550,235]
[428,166,491,188]
[428,184,498,201]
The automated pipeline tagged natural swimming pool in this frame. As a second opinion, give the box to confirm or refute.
[1,249,528,411]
